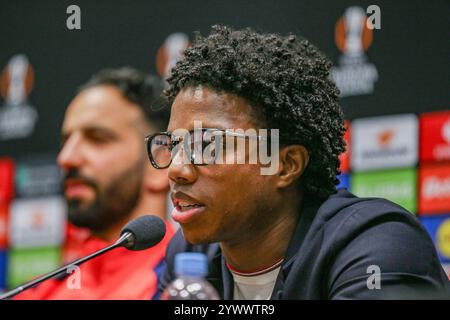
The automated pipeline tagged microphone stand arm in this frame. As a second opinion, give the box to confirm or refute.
[0,232,134,300]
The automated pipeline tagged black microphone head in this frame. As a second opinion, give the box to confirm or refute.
[120,215,166,251]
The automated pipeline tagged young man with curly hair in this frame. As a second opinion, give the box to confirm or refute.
[153,25,449,299]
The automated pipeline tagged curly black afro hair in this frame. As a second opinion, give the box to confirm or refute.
[165,25,346,201]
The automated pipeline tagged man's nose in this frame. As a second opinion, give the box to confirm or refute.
[168,145,198,185]
[57,135,84,171]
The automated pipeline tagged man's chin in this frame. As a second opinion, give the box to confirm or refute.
[181,227,218,245]
[67,197,93,209]
[68,214,96,229]
[67,202,99,230]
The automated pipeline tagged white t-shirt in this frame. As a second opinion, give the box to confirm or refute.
[231,266,282,300]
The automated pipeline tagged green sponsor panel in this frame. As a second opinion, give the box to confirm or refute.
[8,246,61,288]
[351,168,417,213]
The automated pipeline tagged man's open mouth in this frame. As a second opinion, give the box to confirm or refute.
[171,192,206,223]
[176,201,203,211]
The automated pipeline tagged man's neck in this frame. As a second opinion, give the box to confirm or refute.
[220,194,301,273]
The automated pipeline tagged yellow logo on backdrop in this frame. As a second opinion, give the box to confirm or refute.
[437,219,450,258]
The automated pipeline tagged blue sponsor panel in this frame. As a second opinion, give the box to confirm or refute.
[337,173,350,190]
[0,250,6,290]
[420,214,450,263]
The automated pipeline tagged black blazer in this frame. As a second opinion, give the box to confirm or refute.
[158,189,450,299]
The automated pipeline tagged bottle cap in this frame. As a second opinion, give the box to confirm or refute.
[174,252,208,277]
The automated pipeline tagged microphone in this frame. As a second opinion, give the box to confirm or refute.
[120,214,166,250]
[0,215,166,300]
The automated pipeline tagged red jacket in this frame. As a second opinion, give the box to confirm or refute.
[15,221,175,300]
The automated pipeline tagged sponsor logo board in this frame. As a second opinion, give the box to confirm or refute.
[351,168,417,213]
[352,114,418,171]
[420,111,450,163]
[420,215,450,263]
[7,246,60,289]
[9,197,66,248]
[419,164,450,214]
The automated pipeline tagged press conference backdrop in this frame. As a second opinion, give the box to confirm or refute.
[0,0,449,291]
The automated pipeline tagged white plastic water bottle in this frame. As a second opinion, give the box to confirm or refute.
[161,252,220,300]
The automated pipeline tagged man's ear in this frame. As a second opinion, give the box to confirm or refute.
[275,145,309,189]
[143,163,170,193]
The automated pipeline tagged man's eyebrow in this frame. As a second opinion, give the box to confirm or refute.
[85,126,119,137]
[62,126,119,140]
[82,125,114,132]
[168,124,228,133]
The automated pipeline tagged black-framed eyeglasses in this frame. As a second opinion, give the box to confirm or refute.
[145,128,269,169]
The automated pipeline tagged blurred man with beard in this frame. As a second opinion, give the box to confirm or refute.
[15,67,174,300]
